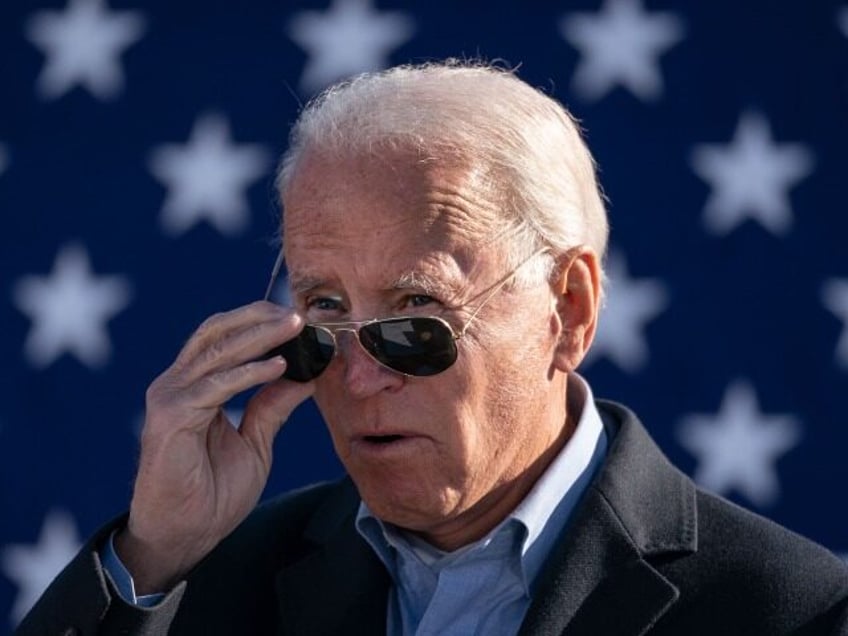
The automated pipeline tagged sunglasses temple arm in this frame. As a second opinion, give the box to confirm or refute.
[456,273,514,339]
[457,247,550,339]
[263,249,286,302]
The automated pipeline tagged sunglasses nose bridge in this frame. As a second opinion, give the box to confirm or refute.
[325,325,367,357]
[324,324,396,378]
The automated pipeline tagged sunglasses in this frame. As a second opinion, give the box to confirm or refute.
[261,248,548,382]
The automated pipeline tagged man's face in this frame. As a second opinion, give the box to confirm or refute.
[282,149,569,549]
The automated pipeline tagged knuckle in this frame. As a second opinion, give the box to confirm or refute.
[200,338,228,367]
[252,299,280,314]
[144,375,190,432]
[244,321,270,345]
[146,368,179,404]
[196,311,226,337]
[200,370,227,393]
[195,364,229,390]
[213,364,248,388]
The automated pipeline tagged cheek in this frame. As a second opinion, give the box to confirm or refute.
[446,347,513,451]
[470,315,553,384]
[468,320,556,434]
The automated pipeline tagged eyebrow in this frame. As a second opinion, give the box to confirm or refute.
[389,270,464,305]
[287,274,327,296]
[287,270,464,305]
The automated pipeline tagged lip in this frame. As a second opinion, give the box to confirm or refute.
[352,427,424,441]
[350,433,430,457]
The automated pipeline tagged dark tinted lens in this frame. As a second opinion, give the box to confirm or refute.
[266,326,335,382]
[359,317,457,376]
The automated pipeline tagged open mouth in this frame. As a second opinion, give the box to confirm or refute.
[363,434,405,444]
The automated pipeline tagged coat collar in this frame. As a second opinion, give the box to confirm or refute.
[519,400,697,636]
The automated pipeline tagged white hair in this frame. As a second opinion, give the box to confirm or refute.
[276,60,608,288]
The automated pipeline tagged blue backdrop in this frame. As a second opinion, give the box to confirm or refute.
[2,0,847,630]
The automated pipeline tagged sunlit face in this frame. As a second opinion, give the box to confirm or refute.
[282,149,571,549]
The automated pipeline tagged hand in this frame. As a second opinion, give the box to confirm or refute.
[114,301,314,594]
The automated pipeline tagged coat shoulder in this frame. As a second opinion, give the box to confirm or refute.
[657,480,848,633]
[593,399,848,633]
[691,487,846,586]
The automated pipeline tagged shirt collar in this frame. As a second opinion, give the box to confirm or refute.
[511,374,600,550]
[510,373,606,587]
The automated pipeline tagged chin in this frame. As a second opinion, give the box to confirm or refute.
[353,470,458,530]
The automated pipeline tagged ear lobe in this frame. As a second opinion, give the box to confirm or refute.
[551,248,601,373]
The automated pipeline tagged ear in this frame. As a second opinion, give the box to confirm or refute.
[549,247,602,373]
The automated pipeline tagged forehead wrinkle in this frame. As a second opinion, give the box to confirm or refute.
[422,156,507,230]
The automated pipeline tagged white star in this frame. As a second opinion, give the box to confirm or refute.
[559,0,684,101]
[288,0,415,95]
[1,510,82,627]
[690,112,814,236]
[13,243,132,368]
[26,0,145,100]
[149,114,271,237]
[677,380,801,508]
[839,7,848,37]
[583,250,668,372]
[822,279,848,369]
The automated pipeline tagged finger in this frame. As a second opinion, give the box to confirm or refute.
[184,356,290,411]
[239,378,315,470]
[174,301,295,370]
[178,313,303,385]
[142,357,289,440]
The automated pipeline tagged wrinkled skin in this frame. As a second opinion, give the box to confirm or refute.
[118,147,601,593]
[283,149,600,549]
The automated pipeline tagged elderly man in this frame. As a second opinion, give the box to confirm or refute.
[19,62,848,635]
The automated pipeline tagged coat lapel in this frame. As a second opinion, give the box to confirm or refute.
[274,480,390,636]
[520,401,697,636]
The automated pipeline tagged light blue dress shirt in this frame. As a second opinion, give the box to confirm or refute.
[102,375,608,636]
[356,375,608,635]
[101,532,165,607]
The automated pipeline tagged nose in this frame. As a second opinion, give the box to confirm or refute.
[335,330,404,398]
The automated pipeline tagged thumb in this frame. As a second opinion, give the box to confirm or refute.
[239,378,315,470]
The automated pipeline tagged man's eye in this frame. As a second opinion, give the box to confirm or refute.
[309,297,342,311]
[408,294,436,308]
